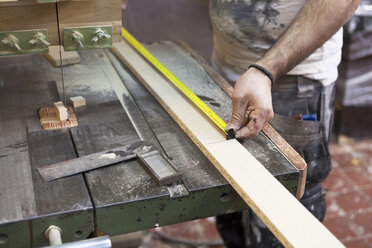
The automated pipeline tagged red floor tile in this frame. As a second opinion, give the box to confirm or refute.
[367,236,372,248]
[327,189,371,213]
[343,237,370,248]
[323,217,358,240]
[345,166,372,187]
[331,152,355,169]
[353,142,372,156]
[360,186,372,205]
[325,194,347,219]
[351,210,372,237]
[323,168,353,191]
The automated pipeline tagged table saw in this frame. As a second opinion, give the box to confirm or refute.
[0,1,304,247]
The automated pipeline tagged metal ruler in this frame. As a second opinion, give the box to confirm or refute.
[121,27,228,136]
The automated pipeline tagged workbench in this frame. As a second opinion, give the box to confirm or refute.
[0,42,300,248]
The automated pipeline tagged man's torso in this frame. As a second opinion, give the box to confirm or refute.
[209,0,343,85]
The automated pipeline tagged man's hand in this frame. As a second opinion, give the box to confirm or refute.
[226,67,274,139]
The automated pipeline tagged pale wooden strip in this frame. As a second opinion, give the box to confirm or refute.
[43,46,80,67]
[206,140,342,248]
[112,41,344,248]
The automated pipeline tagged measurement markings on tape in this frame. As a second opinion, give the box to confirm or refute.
[121,27,227,135]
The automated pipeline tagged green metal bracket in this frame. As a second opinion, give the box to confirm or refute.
[63,26,113,51]
[0,29,49,56]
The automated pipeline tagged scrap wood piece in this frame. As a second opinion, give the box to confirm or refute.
[112,41,344,248]
[177,41,307,199]
[39,106,78,130]
[54,101,68,121]
[70,96,86,109]
[43,46,80,67]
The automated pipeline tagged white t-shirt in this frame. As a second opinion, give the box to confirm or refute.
[209,0,343,85]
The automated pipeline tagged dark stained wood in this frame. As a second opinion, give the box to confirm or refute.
[0,3,58,42]
[0,57,93,247]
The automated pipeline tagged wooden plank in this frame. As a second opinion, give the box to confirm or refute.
[177,41,307,199]
[112,41,344,248]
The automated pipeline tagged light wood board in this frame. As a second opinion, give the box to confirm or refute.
[112,41,344,248]
[43,46,80,67]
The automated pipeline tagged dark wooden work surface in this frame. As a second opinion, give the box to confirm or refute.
[0,61,93,248]
[0,42,299,247]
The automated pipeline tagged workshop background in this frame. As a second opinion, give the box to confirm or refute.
[109,0,372,247]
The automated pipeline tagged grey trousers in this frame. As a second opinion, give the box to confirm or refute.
[270,75,335,219]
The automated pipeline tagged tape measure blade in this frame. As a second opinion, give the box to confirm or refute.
[121,27,227,134]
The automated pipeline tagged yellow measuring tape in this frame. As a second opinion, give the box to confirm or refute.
[121,27,227,135]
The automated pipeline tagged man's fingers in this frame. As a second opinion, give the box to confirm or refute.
[226,94,248,131]
[235,111,266,139]
[235,126,251,139]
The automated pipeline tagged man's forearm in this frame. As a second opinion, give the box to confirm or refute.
[257,0,360,81]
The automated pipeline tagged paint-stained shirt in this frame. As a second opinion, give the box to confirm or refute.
[209,0,343,85]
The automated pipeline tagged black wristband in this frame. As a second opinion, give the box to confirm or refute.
[248,64,274,87]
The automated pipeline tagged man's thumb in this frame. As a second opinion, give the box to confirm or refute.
[225,112,245,132]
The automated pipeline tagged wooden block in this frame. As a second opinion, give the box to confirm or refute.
[54,101,68,121]
[70,96,86,108]
[112,41,344,248]
[39,106,78,130]
[43,46,80,67]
